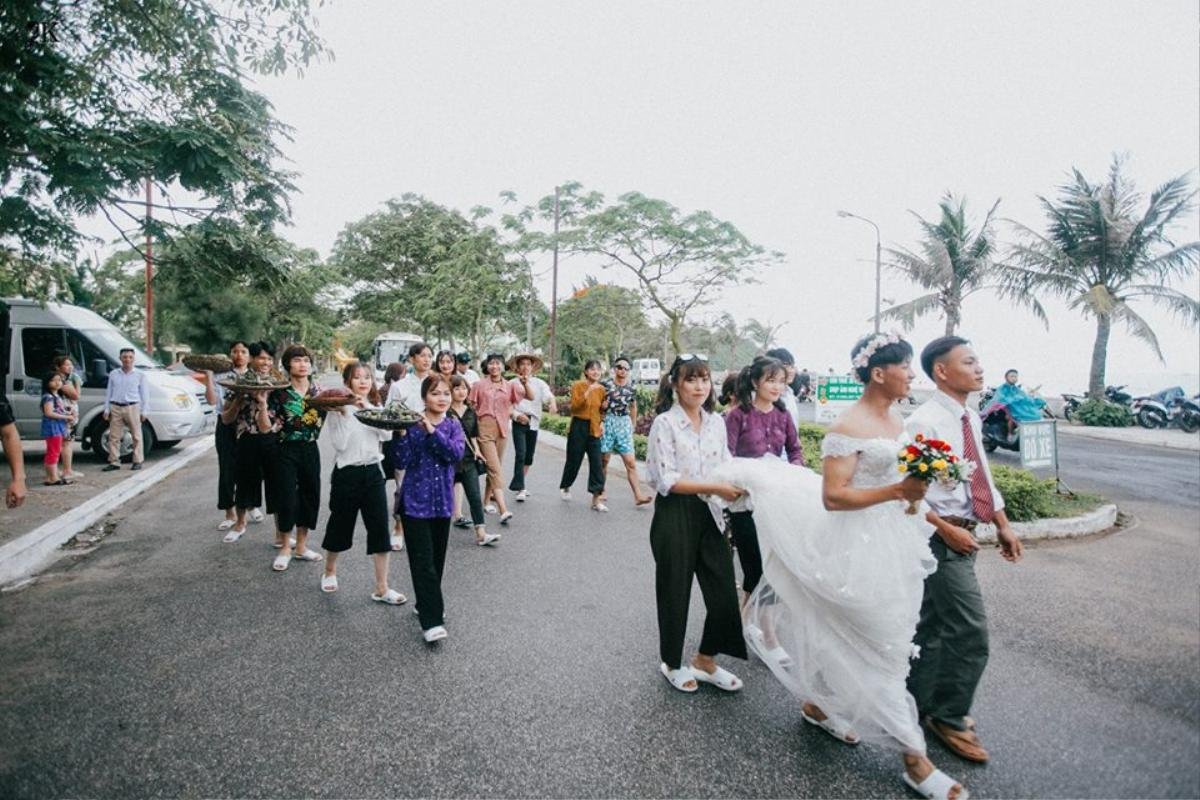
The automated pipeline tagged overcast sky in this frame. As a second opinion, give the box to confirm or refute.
[246,0,1199,393]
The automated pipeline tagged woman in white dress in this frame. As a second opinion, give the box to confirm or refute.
[715,333,968,800]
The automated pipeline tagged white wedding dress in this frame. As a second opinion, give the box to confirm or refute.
[713,432,936,751]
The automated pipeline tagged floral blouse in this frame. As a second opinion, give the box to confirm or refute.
[604,381,636,417]
[645,404,731,529]
[269,383,325,442]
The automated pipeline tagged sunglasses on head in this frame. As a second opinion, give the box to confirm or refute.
[675,354,706,364]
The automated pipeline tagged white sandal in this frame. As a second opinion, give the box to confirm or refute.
[320,574,338,593]
[801,708,860,745]
[477,532,501,546]
[371,588,408,605]
[292,549,324,562]
[691,664,743,692]
[217,519,235,531]
[271,554,290,572]
[659,663,698,693]
[222,527,245,543]
[902,768,968,800]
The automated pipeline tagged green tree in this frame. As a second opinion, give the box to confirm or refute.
[1,0,326,278]
[553,279,653,370]
[882,194,1005,335]
[510,184,782,352]
[332,195,534,353]
[1004,157,1199,398]
[740,317,785,353]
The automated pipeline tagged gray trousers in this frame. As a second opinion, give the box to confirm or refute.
[907,536,989,732]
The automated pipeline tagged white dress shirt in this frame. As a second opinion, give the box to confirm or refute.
[781,390,801,428]
[511,376,553,431]
[325,403,392,469]
[105,367,149,413]
[646,404,731,529]
[906,389,1006,521]
[385,372,425,413]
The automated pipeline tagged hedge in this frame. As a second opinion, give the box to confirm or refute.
[1075,398,1133,428]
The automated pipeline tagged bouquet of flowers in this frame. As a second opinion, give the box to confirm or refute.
[897,433,975,514]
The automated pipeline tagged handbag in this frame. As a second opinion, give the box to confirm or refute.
[474,453,489,474]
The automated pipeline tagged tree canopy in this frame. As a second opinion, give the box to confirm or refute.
[0,0,326,287]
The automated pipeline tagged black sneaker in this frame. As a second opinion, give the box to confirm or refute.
[452,517,471,529]
[130,463,143,471]
[103,464,120,472]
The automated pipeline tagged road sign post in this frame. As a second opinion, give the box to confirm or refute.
[1019,418,1069,494]
[815,375,864,424]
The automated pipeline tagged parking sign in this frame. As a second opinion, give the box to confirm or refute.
[1019,419,1058,470]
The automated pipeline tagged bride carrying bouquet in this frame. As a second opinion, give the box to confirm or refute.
[714,332,969,800]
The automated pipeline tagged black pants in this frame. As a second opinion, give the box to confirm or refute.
[559,417,604,495]
[234,433,278,512]
[402,515,451,630]
[649,494,747,669]
[275,440,321,533]
[455,463,486,526]
[215,420,238,511]
[727,511,764,594]
[508,422,539,491]
[323,463,391,554]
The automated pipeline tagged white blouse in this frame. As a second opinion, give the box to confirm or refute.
[646,404,731,528]
[325,402,392,470]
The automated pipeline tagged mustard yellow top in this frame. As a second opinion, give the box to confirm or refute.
[570,380,606,438]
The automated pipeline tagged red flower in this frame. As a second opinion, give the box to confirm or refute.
[907,446,921,456]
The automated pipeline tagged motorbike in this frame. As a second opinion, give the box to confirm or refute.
[1133,386,1199,432]
[1060,393,1084,421]
[1105,385,1134,407]
[979,399,1020,453]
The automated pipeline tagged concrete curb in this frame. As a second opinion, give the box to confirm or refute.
[0,436,215,588]
[1057,424,1200,452]
[540,430,1120,542]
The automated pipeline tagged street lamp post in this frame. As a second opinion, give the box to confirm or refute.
[837,210,882,333]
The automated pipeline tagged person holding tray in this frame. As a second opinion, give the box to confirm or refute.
[268,344,326,572]
[392,373,466,643]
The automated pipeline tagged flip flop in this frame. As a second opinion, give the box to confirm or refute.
[902,768,969,800]
[292,549,324,562]
[801,708,860,744]
[925,718,989,763]
[371,588,408,605]
[691,664,743,692]
[320,574,338,593]
[659,663,698,693]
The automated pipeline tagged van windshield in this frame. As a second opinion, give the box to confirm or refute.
[81,328,161,368]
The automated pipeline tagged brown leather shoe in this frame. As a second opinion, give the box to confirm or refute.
[925,717,990,763]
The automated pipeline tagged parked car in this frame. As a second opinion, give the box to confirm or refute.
[630,357,662,387]
[2,298,217,458]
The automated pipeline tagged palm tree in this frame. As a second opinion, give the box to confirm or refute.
[1003,157,1199,399]
[881,194,1003,336]
[741,318,786,352]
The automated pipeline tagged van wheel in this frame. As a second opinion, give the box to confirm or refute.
[89,420,157,462]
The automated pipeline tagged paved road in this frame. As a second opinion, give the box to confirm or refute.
[0,434,1197,797]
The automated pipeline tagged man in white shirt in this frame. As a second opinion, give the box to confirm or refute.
[905,336,1022,766]
[103,348,149,471]
[454,352,480,385]
[506,353,557,501]
[386,342,433,412]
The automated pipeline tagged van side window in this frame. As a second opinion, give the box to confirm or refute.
[64,329,111,389]
[21,328,66,379]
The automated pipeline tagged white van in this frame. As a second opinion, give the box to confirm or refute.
[371,331,424,383]
[630,357,662,386]
[2,298,217,457]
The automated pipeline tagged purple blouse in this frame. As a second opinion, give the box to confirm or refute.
[393,417,467,519]
[724,404,806,466]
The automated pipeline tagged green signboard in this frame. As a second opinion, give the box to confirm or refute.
[815,376,864,422]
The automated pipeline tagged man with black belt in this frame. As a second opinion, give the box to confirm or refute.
[906,336,1023,765]
[103,347,148,471]
[1,396,27,508]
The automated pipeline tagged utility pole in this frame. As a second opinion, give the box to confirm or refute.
[144,178,154,353]
[836,210,882,333]
[549,186,560,389]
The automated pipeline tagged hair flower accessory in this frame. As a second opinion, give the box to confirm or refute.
[852,331,903,369]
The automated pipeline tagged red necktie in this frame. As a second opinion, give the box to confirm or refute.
[960,410,995,523]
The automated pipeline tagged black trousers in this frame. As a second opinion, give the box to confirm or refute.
[234,433,278,512]
[215,420,238,511]
[323,463,391,554]
[275,439,321,533]
[455,462,486,526]
[402,515,451,630]
[727,511,764,594]
[559,417,605,495]
[508,422,540,491]
[649,493,747,669]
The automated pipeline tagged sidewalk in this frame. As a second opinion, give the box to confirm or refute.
[1057,422,1200,452]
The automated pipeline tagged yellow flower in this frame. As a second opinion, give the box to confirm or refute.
[905,453,916,462]
[918,463,928,473]
[932,459,947,470]
[897,464,908,473]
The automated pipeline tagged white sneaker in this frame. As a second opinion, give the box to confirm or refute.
[515,490,528,502]
[249,508,265,523]
[423,626,448,643]
[484,503,498,514]
[560,489,571,501]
